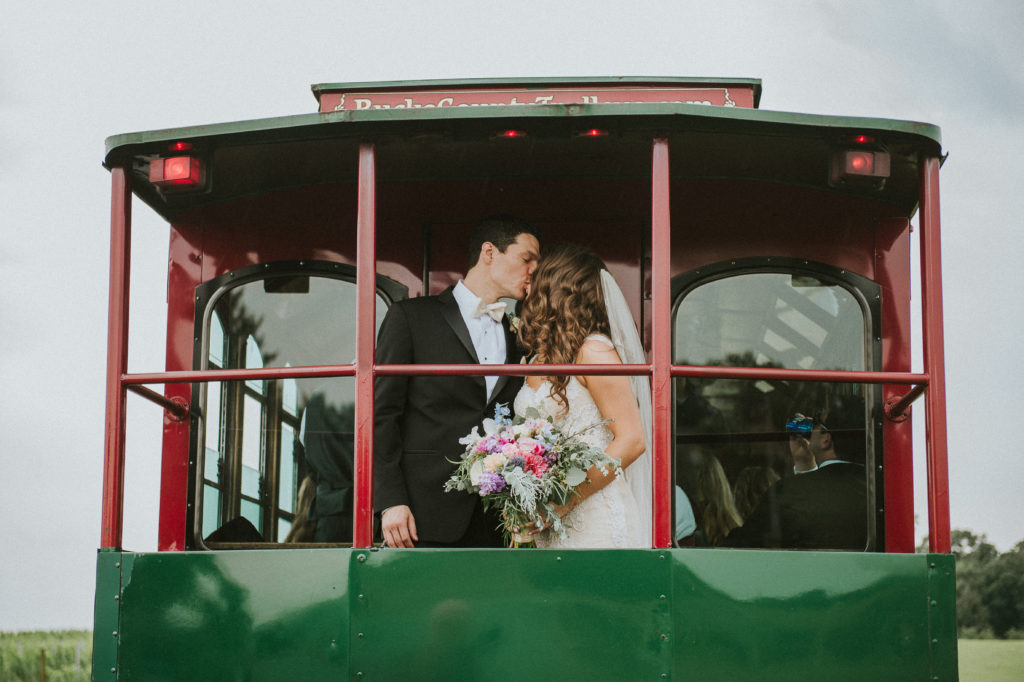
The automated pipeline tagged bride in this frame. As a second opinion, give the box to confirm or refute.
[514,243,652,548]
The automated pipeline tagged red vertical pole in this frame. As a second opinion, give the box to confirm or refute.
[920,157,951,554]
[651,138,672,549]
[353,144,377,548]
[101,167,131,550]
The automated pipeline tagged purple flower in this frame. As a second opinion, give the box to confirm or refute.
[477,472,507,495]
[506,455,526,470]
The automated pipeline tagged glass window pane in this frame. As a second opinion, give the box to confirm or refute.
[283,374,297,417]
[241,499,263,534]
[301,379,356,542]
[245,335,264,392]
[278,518,292,540]
[200,272,391,545]
[209,313,224,367]
[279,423,296,513]
[202,485,220,538]
[673,272,872,552]
[675,273,864,371]
[242,395,262,497]
[204,381,222,478]
[204,447,220,482]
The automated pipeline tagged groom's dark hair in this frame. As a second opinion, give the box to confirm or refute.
[468,215,539,269]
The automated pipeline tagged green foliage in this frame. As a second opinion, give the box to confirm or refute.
[0,630,92,682]
[921,530,1024,639]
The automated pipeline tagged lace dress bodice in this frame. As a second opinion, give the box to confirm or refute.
[513,336,645,549]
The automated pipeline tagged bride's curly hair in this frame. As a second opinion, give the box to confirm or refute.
[518,243,610,411]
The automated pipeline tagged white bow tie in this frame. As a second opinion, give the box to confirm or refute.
[473,300,507,322]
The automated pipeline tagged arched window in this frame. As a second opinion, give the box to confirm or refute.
[195,262,405,545]
[671,260,881,551]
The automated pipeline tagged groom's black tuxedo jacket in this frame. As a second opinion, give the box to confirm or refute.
[374,286,523,543]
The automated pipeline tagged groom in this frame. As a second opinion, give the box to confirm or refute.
[374,216,540,547]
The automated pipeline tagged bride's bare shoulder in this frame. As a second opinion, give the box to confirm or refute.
[577,335,621,365]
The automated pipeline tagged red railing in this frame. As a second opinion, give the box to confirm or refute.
[100,140,951,553]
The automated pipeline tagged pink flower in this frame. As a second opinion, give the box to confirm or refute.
[517,437,545,457]
[523,453,549,478]
[501,442,519,457]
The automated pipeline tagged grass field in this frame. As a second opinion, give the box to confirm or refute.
[959,639,1024,681]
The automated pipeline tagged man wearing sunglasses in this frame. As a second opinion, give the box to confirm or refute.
[727,408,867,550]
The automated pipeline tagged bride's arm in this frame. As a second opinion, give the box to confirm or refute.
[557,339,646,512]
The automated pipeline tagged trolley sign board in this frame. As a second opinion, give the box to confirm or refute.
[314,79,759,113]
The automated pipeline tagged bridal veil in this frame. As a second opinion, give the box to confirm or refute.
[600,269,653,544]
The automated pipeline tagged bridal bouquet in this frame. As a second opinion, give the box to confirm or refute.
[444,403,619,546]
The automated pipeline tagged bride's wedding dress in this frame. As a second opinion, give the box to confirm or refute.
[513,335,646,549]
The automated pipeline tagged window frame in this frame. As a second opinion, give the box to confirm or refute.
[670,257,884,550]
[188,259,407,549]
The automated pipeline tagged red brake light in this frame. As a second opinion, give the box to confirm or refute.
[830,148,890,186]
[846,151,873,174]
[577,128,608,138]
[496,129,526,139]
[149,156,204,189]
[170,141,193,151]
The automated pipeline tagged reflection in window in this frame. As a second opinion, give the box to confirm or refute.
[199,273,389,544]
[672,271,874,551]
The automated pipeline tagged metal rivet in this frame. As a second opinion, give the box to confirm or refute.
[659,594,666,600]
[356,673,363,679]
[930,600,938,607]
[660,633,668,641]
[930,562,936,569]
[659,554,665,560]
[661,675,668,679]
[114,595,119,600]
[358,594,365,600]
[114,562,121,568]
[358,632,364,639]
[932,638,939,644]
[357,554,367,563]
[112,631,118,637]
[556,556,562,562]
[111,667,116,673]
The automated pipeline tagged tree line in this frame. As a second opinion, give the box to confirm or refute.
[920,529,1024,639]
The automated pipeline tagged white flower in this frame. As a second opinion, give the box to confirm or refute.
[469,461,485,486]
[458,426,482,447]
[481,418,500,436]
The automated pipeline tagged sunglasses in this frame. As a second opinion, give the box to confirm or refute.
[785,414,828,436]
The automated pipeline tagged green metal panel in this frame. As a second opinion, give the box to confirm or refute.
[92,550,122,679]
[670,549,953,681]
[98,548,956,680]
[113,549,351,680]
[928,553,959,679]
[349,548,671,680]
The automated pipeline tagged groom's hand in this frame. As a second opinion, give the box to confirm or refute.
[382,505,418,548]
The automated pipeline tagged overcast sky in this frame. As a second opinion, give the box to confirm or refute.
[2,1,1022,631]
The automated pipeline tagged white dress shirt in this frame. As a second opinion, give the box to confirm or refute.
[453,280,506,400]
